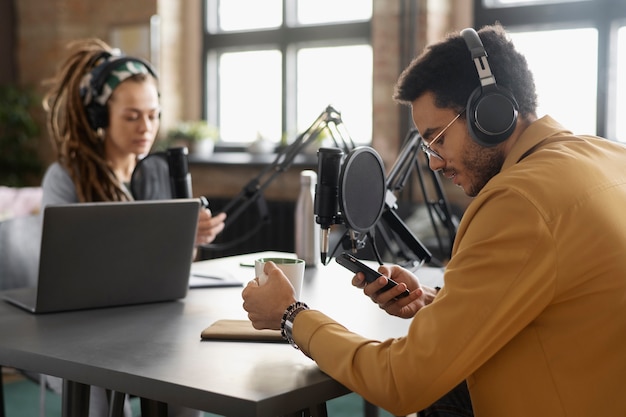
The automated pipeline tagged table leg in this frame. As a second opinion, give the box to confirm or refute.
[140,397,168,417]
[107,390,126,417]
[306,402,328,417]
[283,403,328,417]
[62,379,90,417]
[0,365,5,417]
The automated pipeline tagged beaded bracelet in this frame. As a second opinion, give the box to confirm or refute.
[280,301,309,349]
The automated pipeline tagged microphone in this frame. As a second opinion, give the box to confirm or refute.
[314,147,343,264]
[166,147,193,199]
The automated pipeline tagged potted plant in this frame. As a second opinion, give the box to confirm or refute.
[0,85,43,186]
[165,120,219,157]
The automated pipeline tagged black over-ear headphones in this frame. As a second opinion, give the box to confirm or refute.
[81,52,158,131]
[461,28,518,147]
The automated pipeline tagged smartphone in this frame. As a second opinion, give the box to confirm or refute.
[336,253,410,299]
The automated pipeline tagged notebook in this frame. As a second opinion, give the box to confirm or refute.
[2,199,200,314]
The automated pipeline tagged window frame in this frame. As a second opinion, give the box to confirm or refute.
[201,0,372,146]
[474,0,626,140]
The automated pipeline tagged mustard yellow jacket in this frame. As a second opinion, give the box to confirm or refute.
[294,116,626,416]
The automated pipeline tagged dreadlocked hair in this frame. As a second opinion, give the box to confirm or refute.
[42,38,132,203]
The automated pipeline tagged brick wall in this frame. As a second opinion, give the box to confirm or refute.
[16,0,158,86]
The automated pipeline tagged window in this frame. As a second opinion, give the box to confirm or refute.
[217,50,282,143]
[203,0,373,145]
[617,25,626,141]
[508,28,598,136]
[475,0,626,142]
[483,0,587,6]
[296,45,372,143]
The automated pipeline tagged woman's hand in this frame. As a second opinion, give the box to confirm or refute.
[195,208,226,246]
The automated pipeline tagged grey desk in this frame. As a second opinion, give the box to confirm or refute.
[0,252,444,417]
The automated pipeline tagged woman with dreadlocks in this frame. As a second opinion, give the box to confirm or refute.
[40,38,221,417]
[41,37,225,245]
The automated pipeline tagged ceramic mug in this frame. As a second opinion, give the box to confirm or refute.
[254,257,305,298]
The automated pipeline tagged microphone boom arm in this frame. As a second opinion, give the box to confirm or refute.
[218,105,354,231]
[380,129,457,266]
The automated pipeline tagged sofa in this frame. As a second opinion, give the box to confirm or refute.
[0,186,43,290]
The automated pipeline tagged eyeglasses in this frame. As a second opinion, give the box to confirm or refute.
[420,111,464,161]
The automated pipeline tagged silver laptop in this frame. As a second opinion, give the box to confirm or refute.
[2,199,200,313]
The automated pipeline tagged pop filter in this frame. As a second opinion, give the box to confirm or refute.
[338,146,385,233]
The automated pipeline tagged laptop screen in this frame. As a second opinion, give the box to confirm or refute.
[4,199,201,313]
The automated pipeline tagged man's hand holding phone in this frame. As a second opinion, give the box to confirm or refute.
[336,253,409,298]
[337,253,432,319]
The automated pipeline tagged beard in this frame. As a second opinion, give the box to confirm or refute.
[461,139,506,197]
